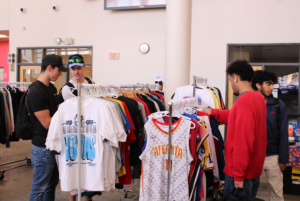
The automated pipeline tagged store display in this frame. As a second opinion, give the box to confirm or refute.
[287,145,300,168]
[45,83,163,197]
[293,124,300,136]
[140,77,225,201]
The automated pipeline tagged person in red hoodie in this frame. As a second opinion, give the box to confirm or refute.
[203,60,267,197]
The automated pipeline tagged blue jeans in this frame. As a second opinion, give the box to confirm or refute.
[224,174,260,197]
[30,144,59,201]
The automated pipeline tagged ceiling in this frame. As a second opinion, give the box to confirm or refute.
[0,30,9,42]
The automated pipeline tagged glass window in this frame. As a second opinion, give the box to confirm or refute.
[45,48,92,64]
[19,65,67,93]
[18,47,92,93]
[19,66,41,82]
[265,66,299,115]
[20,49,43,63]
[229,45,300,63]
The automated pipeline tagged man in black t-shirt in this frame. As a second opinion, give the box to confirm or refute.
[27,54,68,201]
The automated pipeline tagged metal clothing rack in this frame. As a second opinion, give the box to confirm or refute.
[166,77,197,201]
[75,82,158,201]
[0,82,32,180]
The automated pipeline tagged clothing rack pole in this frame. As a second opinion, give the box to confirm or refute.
[167,101,173,201]
[193,75,197,97]
[77,83,82,201]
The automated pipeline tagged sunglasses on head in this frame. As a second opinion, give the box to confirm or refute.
[68,56,84,64]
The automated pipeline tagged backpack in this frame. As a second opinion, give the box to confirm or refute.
[16,83,56,140]
[57,77,93,104]
[274,98,280,124]
[15,87,34,140]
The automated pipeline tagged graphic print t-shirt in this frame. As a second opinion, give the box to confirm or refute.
[46,97,126,192]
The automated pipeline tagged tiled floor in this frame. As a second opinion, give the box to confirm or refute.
[0,140,299,200]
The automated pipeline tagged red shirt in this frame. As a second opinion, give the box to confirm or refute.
[211,91,267,181]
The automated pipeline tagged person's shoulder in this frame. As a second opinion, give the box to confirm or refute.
[243,91,263,99]
[237,91,263,105]
[84,77,95,84]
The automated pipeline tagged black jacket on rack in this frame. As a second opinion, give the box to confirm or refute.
[0,91,8,145]
[139,94,157,113]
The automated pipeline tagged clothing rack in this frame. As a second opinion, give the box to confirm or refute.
[167,97,198,201]
[75,82,159,201]
[0,82,32,180]
[167,77,197,201]
[0,82,31,88]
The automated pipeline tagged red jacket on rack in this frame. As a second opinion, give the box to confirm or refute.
[211,91,267,181]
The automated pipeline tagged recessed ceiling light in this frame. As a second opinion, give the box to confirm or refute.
[0,34,8,38]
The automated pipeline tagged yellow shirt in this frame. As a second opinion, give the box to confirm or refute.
[205,88,220,109]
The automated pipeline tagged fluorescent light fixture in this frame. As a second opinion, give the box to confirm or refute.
[0,34,8,38]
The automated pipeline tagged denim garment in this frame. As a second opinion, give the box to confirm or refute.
[30,144,59,201]
[224,174,260,197]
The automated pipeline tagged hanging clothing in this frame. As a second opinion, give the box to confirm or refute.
[140,117,193,201]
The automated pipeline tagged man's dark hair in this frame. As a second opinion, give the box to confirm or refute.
[226,60,254,82]
[41,64,55,72]
[251,70,278,90]
[159,81,163,86]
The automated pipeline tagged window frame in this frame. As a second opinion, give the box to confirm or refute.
[16,46,93,82]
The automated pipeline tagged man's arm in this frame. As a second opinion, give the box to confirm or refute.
[34,110,52,130]
[202,108,230,125]
[278,100,289,171]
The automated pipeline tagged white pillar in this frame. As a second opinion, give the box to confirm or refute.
[164,0,192,104]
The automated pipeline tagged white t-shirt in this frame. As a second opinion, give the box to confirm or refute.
[173,85,216,109]
[62,78,94,101]
[46,97,126,192]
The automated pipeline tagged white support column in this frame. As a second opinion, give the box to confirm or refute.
[164,0,192,104]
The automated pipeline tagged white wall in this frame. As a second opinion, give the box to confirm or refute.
[0,0,9,30]
[9,0,166,85]
[190,0,300,100]
[7,0,300,103]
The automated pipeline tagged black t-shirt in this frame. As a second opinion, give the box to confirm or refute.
[27,80,58,147]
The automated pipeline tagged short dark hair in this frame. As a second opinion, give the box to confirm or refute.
[251,70,278,90]
[226,60,254,82]
[41,64,55,72]
[159,81,163,86]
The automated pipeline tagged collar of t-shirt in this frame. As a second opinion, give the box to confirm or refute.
[239,91,250,96]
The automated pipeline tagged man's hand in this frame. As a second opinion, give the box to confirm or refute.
[234,180,244,189]
[202,109,211,115]
[279,163,286,172]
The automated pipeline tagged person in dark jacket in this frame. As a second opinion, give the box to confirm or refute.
[252,70,288,201]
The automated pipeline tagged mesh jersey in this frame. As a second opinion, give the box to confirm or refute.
[139,117,193,201]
